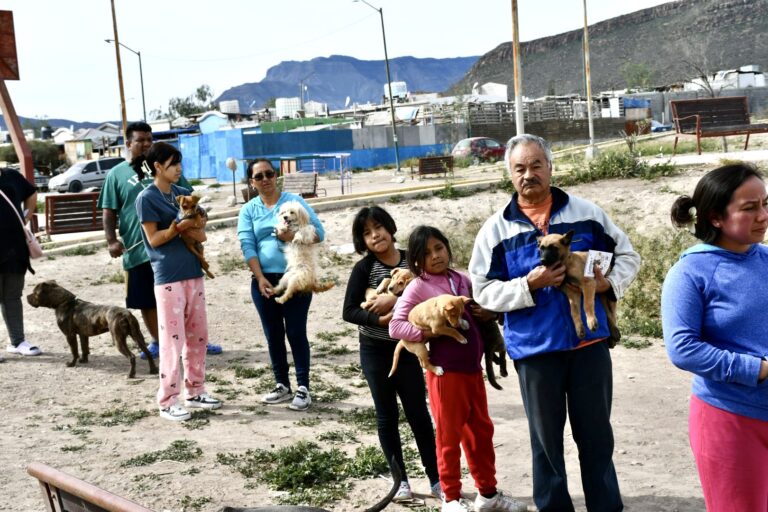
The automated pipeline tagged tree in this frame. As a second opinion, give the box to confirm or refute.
[0,140,61,171]
[263,96,277,109]
[162,84,217,119]
[621,62,657,91]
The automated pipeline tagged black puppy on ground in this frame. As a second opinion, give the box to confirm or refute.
[27,280,158,378]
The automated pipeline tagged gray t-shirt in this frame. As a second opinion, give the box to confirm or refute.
[135,183,202,285]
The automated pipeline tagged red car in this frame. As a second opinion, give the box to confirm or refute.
[451,137,505,164]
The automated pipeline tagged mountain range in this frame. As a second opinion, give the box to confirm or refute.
[214,54,479,111]
[452,0,768,98]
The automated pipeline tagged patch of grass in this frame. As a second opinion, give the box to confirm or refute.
[188,179,204,186]
[61,444,87,452]
[316,328,355,343]
[217,253,244,274]
[619,228,693,338]
[346,445,388,478]
[635,138,721,156]
[433,183,474,200]
[338,407,378,433]
[212,386,243,401]
[53,424,92,438]
[312,382,352,403]
[61,245,99,257]
[554,151,677,187]
[388,195,404,204]
[232,364,268,379]
[179,495,212,511]
[182,409,220,430]
[73,407,151,427]
[181,467,201,476]
[620,337,653,349]
[317,429,358,444]
[204,373,231,385]
[121,440,202,468]
[208,182,222,189]
[333,362,363,379]
[296,417,322,427]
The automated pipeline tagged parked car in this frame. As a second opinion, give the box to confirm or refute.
[48,157,124,193]
[451,137,505,164]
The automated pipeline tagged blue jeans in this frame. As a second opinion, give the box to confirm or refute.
[251,274,311,390]
[514,341,623,512]
[360,335,439,485]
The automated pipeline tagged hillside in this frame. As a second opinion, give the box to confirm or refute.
[215,54,478,110]
[452,0,768,97]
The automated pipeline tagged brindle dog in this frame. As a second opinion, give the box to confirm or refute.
[537,230,620,347]
[27,281,158,378]
[477,316,508,390]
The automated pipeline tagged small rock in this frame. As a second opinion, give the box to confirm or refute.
[225,196,237,207]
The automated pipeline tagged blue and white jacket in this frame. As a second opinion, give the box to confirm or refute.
[469,187,640,360]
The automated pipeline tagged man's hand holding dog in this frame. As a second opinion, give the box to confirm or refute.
[527,262,566,290]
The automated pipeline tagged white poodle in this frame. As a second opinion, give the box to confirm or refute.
[272,201,334,304]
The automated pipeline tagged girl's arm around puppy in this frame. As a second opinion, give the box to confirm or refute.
[389,279,427,342]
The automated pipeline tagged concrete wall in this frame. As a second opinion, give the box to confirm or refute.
[625,88,768,123]
[470,118,627,146]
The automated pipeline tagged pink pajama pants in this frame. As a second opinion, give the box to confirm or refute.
[154,277,209,409]
[689,395,768,511]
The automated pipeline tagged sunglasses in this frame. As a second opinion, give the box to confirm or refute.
[251,170,276,181]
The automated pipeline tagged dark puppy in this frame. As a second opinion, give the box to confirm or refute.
[477,316,508,390]
[27,280,158,378]
[537,231,620,347]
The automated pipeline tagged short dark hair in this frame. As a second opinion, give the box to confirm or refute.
[139,142,182,177]
[671,163,764,243]
[351,206,397,254]
[406,225,452,277]
[126,122,152,142]
[247,158,275,179]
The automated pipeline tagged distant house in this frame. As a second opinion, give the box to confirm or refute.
[52,127,75,145]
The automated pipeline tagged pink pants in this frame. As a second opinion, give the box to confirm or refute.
[154,278,209,409]
[689,395,768,511]
[427,371,497,502]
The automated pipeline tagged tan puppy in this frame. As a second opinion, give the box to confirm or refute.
[389,294,472,377]
[361,268,414,309]
[176,193,214,279]
[272,201,334,304]
[537,230,620,346]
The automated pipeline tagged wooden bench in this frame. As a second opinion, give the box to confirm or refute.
[45,192,101,235]
[28,462,153,512]
[410,155,454,179]
[670,96,768,155]
[281,172,326,199]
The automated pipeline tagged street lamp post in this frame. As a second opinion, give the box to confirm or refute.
[105,38,146,121]
[354,0,401,174]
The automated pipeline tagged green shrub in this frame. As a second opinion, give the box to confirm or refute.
[554,151,677,187]
[618,228,693,338]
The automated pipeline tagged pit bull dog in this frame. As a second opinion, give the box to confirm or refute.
[27,280,158,378]
[537,230,620,347]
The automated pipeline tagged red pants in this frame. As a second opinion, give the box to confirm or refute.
[689,395,768,511]
[154,278,209,409]
[427,371,497,501]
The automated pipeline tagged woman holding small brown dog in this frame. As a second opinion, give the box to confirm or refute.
[237,159,325,412]
[662,163,768,511]
[135,142,221,422]
[342,206,441,502]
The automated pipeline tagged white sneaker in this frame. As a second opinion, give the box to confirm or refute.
[184,393,222,410]
[262,383,292,404]
[6,341,42,356]
[392,481,413,502]
[431,482,444,500]
[442,500,468,512]
[288,385,311,411]
[159,404,191,422]
[474,491,528,512]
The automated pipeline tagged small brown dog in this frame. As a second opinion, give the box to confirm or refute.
[27,280,158,378]
[537,230,620,346]
[176,193,214,279]
[389,294,472,377]
[361,268,414,309]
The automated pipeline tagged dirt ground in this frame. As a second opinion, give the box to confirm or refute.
[1,161,740,512]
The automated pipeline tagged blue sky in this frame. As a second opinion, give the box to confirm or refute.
[3,0,672,122]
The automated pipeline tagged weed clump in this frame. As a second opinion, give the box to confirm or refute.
[122,440,202,467]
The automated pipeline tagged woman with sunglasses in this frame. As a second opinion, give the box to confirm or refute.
[237,159,326,411]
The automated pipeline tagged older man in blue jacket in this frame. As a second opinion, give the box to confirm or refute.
[469,134,640,512]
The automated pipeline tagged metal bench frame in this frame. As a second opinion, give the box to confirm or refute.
[410,155,454,180]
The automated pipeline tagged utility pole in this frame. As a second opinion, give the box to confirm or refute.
[511,0,524,135]
[109,0,128,138]
[582,0,597,158]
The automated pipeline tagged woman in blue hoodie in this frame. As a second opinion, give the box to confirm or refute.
[662,164,768,511]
